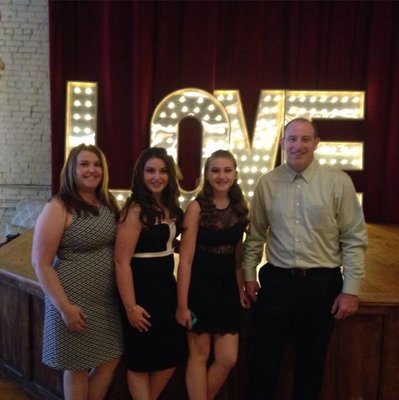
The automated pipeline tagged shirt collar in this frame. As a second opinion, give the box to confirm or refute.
[285,159,319,183]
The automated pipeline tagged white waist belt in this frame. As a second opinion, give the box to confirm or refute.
[132,248,174,258]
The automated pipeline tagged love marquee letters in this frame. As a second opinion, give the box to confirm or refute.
[65,83,364,207]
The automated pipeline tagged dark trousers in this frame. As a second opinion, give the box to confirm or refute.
[249,263,343,400]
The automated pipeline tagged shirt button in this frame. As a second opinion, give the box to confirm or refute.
[296,220,299,224]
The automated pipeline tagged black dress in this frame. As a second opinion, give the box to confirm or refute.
[188,205,245,334]
[125,221,186,372]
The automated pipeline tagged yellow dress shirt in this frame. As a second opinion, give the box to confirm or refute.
[243,160,368,295]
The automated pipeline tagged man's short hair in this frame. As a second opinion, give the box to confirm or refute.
[284,117,318,138]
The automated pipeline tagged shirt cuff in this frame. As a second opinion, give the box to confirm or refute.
[243,265,257,282]
[342,276,362,296]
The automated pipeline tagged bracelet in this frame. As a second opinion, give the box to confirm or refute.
[126,305,138,313]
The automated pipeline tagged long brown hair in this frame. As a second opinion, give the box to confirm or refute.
[197,149,249,229]
[121,147,183,229]
[56,144,119,217]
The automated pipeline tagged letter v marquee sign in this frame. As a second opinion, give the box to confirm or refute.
[65,83,364,207]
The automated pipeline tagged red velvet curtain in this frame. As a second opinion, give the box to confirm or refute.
[49,0,399,223]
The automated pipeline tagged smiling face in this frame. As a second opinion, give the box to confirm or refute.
[143,157,169,197]
[205,156,237,194]
[75,150,103,193]
[281,120,320,172]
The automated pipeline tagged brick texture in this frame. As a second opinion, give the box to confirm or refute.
[0,0,51,236]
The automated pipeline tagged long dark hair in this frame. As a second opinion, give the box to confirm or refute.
[197,149,249,229]
[121,147,183,228]
[56,144,119,217]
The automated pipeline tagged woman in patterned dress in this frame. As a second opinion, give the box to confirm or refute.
[114,147,186,400]
[176,150,250,400]
[32,144,124,400]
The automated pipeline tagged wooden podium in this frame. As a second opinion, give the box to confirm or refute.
[1,224,398,400]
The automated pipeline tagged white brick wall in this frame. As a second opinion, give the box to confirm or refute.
[0,0,51,236]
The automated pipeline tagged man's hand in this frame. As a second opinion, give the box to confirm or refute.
[331,293,359,319]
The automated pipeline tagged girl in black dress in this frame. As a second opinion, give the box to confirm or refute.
[176,150,250,400]
[115,147,186,400]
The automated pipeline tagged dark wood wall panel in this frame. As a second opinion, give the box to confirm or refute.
[0,278,31,378]
[323,314,383,400]
[380,313,399,399]
[30,296,63,398]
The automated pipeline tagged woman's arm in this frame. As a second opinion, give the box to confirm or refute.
[176,200,200,329]
[235,240,251,309]
[114,205,151,332]
[32,199,87,332]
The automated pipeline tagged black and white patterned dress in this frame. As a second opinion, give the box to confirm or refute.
[42,206,124,370]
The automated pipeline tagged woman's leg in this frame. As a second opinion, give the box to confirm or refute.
[63,369,89,400]
[88,356,121,400]
[207,333,238,400]
[127,370,151,400]
[149,367,176,399]
[186,332,212,400]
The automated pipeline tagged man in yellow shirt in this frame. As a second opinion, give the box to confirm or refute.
[243,118,367,400]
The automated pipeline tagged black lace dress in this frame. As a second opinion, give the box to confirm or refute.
[188,205,245,334]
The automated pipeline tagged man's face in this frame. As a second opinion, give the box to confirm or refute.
[281,121,320,172]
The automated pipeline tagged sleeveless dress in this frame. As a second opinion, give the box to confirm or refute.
[42,206,124,370]
[125,221,187,372]
[188,205,245,334]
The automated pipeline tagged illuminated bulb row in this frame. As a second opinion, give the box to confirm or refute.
[318,158,360,167]
[216,94,235,102]
[73,113,93,121]
[240,155,270,162]
[73,87,93,95]
[73,127,93,134]
[263,95,282,102]
[287,106,361,116]
[73,100,93,107]
[287,95,361,104]
[65,82,98,158]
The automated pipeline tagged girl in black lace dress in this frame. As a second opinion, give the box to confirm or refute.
[176,150,250,400]
[114,147,186,400]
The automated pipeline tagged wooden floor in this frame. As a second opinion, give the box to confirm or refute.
[0,374,34,400]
